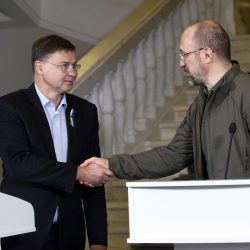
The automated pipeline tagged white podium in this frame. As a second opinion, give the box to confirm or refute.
[0,192,36,248]
[126,180,250,250]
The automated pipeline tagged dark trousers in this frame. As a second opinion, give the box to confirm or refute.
[42,224,59,250]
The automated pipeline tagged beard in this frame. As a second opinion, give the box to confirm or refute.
[187,74,205,86]
[184,66,206,87]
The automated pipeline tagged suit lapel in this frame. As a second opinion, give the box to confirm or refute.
[24,84,56,160]
[65,95,75,162]
[66,94,82,163]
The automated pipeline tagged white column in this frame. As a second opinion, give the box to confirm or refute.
[134,41,147,131]
[86,83,102,125]
[144,31,157,119]
[180,0,191,30]
[164,14,175,97]
[99,73,114,157]
[112,62,126,154]
[188,0,199,23]
[214,0,222,23]
[205,0,215,20]
[197,0,206,20]
[155,21,166,107]
[123,51,137,143]
[173,5,184,86]
[221,0,235,35]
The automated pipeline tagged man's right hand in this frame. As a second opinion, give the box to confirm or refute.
[82,157,109,169]
[76,160,113,186]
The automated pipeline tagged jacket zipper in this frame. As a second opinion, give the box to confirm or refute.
[203,91,216,178]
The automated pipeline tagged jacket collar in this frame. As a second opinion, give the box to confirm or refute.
[24,84,56,159]
[201,61,240,97]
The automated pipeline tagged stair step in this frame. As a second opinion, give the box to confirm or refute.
[107,201,128,209]
[186,88,199,105]
[159,122,180,128]
[107,201,130,249]
[159,122,179,141]
[231,35,250,72]
[240,62,250,73]
[107,201,129,222]
[108,233,130,250]
[232,50,250,62]
[109,221,128,233]
[144,140,171,151]
[172,105,188,123]
[106,178,128,201]
[231,35,250,50]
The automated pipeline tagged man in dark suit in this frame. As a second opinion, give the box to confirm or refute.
[0,35,113,250]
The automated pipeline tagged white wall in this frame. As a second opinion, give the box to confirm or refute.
[0,25,92,96]
[15,0,143,43]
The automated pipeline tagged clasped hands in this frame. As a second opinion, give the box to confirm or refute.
[76,157,113,187]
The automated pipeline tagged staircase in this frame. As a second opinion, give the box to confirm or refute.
[231,35,250,73]
[105,81,197,250]
[106,179,129,250]
[106,83,196,250]
[106,34,250,250]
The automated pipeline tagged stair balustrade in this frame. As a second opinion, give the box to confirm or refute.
[74,0,235,157]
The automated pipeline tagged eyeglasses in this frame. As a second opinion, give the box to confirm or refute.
[179,48,205,61]
[40,60,81,72]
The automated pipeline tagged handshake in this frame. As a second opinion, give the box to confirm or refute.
[76,157,114,186]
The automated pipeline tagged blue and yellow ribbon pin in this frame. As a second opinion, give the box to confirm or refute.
[70,109,76,128]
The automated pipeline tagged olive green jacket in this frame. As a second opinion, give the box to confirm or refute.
[109,62,250,180]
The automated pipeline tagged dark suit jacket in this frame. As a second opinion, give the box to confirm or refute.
[0,84,107,250]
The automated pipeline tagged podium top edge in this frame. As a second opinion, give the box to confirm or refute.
[126,179,250,187]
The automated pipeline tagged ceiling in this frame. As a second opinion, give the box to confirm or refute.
[0,0,34,27]
[0,0,143,44]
